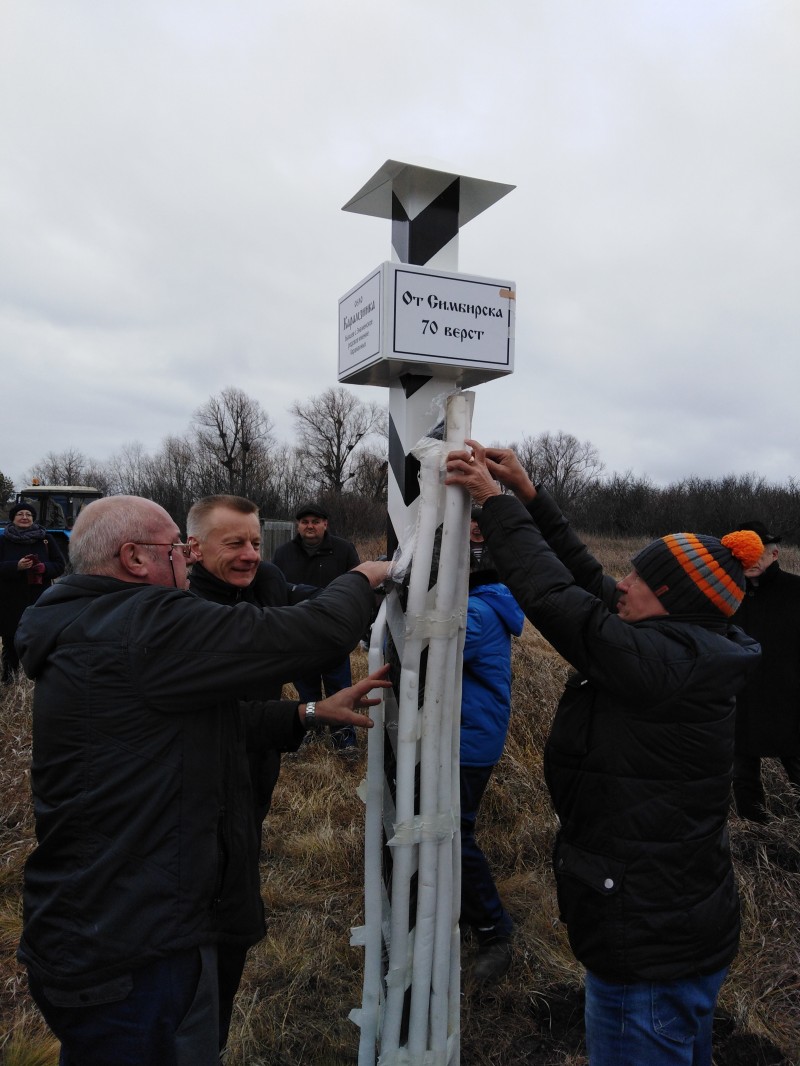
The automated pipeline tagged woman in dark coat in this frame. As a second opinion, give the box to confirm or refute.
[0,502,65,682]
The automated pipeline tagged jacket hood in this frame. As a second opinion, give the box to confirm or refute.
[470,582,525,637]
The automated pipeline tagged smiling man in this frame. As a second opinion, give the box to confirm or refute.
[186,495,316,827]
[446,443,764,1066]
[186,493,333,1049]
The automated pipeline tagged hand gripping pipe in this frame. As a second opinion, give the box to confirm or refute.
[355,390,473,1066]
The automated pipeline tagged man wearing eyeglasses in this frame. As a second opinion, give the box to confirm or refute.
[14,494,391,1066]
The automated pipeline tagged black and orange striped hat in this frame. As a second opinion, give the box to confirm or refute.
[631,529,765,618]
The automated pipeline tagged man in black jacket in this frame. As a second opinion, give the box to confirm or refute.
[187,493,321,1050]
[446,442,762,1066]
[187,494,316,827]
[731,519,800,822]
[273,501,361,749]
[15,495,390,1066]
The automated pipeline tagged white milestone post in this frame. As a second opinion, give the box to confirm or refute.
[339,161,515,1065]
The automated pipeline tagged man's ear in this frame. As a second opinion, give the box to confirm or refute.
[116,542,152,582]
[187,536,202,561]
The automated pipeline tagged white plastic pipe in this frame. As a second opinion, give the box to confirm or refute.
[381,442,441,1052]
[356,597,390,1064]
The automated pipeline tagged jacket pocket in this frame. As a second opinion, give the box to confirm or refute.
[547,671,595,757]
[555,839,626,896]
[553,839,628,971]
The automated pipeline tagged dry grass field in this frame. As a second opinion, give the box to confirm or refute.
[2,533,799,1065]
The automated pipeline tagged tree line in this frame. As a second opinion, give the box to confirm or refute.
[509,432,800,545]
[2,388,798,544]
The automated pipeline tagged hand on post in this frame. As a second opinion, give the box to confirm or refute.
[444,440,504,504]
[304,664,392,730]
[480,444,537,503]
[352,560,392,589]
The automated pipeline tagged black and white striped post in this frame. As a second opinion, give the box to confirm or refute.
[339,161,515,1065]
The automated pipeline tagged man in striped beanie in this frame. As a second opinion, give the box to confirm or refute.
[628,529,764,621]
[445,440,764,1066]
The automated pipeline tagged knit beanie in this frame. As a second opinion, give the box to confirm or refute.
[9,502,37,522]
[631,529,764,618]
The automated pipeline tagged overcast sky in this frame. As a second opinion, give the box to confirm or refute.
[1,0,798,489]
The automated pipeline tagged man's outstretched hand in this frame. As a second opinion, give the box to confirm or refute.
[304,664,392,729]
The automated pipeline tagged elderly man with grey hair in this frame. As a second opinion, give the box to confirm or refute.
[15,495,390,1066]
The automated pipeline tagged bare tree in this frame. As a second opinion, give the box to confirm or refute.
[290,386,385,494]
[141,435,200,532]
[258,443,314,519]
[104,442,149,497]
[511,430,605,511]
[349,445,388,501]
[28,448,92,485]
[192,387,275,498]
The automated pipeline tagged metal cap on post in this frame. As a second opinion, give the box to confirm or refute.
[342,159,515,270]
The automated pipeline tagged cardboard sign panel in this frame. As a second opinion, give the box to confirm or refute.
[339,262,515,387]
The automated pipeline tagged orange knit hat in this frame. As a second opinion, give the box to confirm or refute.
[631,529,764,618]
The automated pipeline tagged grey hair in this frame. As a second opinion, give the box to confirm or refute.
[69,496,165,575]
[186,495,258,541]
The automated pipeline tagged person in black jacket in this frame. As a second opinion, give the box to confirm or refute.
[0,502,65,682]
[730,519,800,822]
[446,441,762,1066]
[15,494,390,1066]
[187,494,327,1049]
[273,502,361,749]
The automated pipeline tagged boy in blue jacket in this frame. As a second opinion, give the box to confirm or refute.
[461,538,525,982]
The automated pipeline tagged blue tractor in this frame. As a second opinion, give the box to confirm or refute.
[0,484,104,558]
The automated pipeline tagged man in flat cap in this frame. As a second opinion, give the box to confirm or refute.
[273,503,361,750]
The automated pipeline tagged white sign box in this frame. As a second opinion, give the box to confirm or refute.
[338,262,515,387]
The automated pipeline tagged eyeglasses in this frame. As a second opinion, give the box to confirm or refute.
[116,542,195,560]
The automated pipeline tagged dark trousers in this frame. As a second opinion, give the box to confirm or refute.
[27,946,220,1066]
[295,657,355,747]
[217,945,248,1051]
[460,763,513,942]
[733,753,800,822]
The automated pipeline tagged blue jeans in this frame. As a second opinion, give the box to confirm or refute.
[584,966,728,1066]
[460,764,513,941]
[27,946,220,1066]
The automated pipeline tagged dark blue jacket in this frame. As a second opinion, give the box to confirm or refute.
[461,582,525,766]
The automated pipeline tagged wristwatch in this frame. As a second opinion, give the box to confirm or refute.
[304,701,318,730]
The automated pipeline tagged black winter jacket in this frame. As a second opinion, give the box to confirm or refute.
[15,570,373,990]
[273,531,359,588]
[732,562,800,756]
[188,560,313,814]
[0,528,65,633]
[480,490,761,983]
